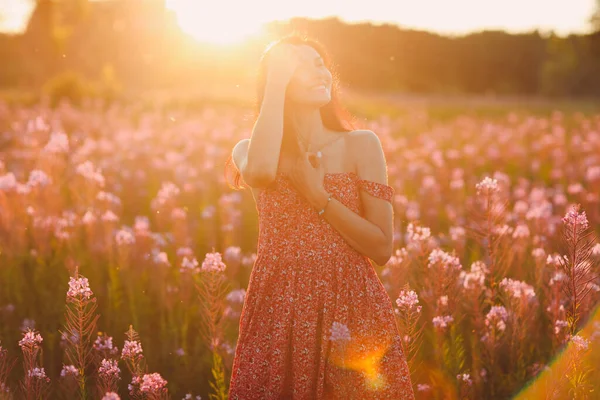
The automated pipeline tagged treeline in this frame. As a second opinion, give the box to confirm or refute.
[1,0,599,98]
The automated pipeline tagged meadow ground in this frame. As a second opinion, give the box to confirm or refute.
[0,91,600,399]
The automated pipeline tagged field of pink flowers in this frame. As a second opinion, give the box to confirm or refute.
[0,99,599,399]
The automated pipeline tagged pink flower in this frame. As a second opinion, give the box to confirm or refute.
[226,289,246,304]
[562,205,589,232]
[432,315,453,330]
[475,177,499,196]
[417,384,431,392]
[67,276,93,300]
[121,340,143,360]
[427,249,462,271]
[140,372,168,394]
[94,333,119,355]
[406,223,431,242]
[19,329,43,349]
[457,373,473,385]
[102,392,121,400]
[180,257,199,274]
[396,290,421,313]
[60,365,78,378]
[485,306,509,332]
[99,359,120,378]
[499,278,536,302]
[201,252,226,273]
[570,335,590,350]
[554,320,569,335]
[28,367,49,381]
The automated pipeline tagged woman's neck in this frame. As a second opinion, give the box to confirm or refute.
[290,105,327,147]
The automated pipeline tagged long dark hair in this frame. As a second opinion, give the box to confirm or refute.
[224,33,358,190]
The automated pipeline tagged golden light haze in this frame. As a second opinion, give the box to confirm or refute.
[0,0,597,44]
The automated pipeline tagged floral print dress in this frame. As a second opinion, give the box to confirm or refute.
[228,171,415,400]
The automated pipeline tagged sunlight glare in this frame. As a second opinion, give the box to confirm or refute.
[166,0,264,45]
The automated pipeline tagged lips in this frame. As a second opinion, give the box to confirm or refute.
[310,83,328,92]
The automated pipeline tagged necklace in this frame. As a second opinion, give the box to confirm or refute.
[297,131,346,157]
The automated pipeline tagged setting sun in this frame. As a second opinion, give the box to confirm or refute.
[166,0,266,44]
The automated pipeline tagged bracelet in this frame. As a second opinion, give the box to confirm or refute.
[317,193,333,216]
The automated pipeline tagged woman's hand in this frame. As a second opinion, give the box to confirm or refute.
[266,44,300,88]
[289,152,329,211]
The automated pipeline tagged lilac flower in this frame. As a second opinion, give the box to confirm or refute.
[176,247,194,258]
[417,383,431,392]
[499,278,536,302]
[396,290,421,313]
[226,289,246,304]
[329,322,351,342]
[549,271,567,286]
[76,161,105,186]
[115,228,135,246]
[60,365,78,378]
[28,367,49,380]
[387,248,409,266]
[457,373,473,385]
[0,172,17,191]
[19,329,43,349]
[121,340,143,360]
[485,306,509,332]
[432,315,454,330]
[67,276,93,300]
[44,132,69,153]
[82,210,96,225]
[554,320,569,335]
[180,257,199,274]
[437,295,449,308]
[531,247,546,261]
[101,210,119,223]
[99,359,120,378]
[153,251,170,267]
[570,335,590,351]
[406,223,431,242]
[171,208,187,220]
[449,226,466,242]
[224,246,242,264]
[140,373,168,394]
[27,170,52,188]
[475,177,499,196]
[512,224,530,239]
[94,333,119,355]
[201,252,226,273]
[182,394,202,400]
[427,249,462,271]
[562,205,589,233]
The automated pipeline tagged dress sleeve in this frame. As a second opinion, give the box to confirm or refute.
[358,179,395,203]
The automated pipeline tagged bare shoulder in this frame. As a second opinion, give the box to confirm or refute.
[232,138,251,171]
[346,129,384,167]
[231,138,263,204]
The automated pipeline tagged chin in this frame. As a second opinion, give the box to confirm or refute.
[307,94,332,108]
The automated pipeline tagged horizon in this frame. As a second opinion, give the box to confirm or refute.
[0,0,597,41]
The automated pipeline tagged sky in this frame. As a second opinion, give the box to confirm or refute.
[0,0,597,39]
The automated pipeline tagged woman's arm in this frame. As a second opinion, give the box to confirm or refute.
[245,45,299,187]
[312,131,394,265]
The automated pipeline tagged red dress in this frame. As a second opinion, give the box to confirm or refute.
[228,171,415,400]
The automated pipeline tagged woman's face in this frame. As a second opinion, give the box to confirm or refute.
[286,44,333,108]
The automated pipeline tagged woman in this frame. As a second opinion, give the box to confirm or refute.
[224,34,415,400]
